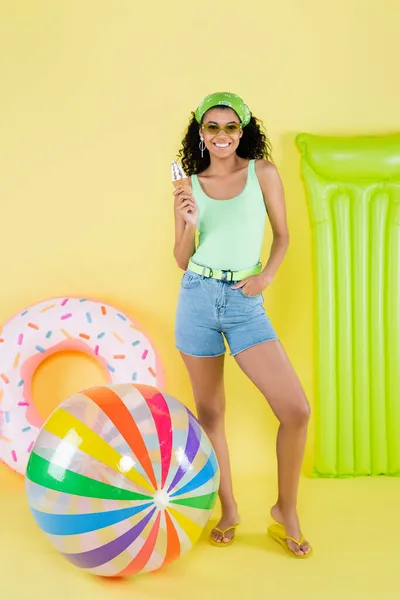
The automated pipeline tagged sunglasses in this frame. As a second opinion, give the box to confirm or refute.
[201,122,242,135]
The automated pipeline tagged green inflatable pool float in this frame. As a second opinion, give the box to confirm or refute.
[296,133,400,477]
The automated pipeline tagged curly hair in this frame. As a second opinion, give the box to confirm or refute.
[177,107,272,176]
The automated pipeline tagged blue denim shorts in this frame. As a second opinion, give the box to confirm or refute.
[175,270,278,357]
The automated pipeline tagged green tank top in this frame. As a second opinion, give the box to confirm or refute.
[191,159,267,271]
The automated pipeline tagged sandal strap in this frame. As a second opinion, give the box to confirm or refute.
[285,534,305,546]
[213,524,239,535]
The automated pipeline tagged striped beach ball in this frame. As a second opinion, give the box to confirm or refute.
[25,384,219,577]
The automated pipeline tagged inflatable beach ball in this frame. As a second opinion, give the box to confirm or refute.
[25,384,219,577]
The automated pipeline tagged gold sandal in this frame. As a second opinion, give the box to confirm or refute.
[210,523,240,547]
[268,524,313,558]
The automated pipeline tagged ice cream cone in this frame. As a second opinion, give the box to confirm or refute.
[171,160,191,192]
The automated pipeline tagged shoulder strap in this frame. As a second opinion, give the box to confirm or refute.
[190,173,203,203]
[247,159,257,181]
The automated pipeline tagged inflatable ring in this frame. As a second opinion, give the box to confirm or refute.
[0,296,165,475]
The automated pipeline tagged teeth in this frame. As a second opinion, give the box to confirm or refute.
[215,143,229,148]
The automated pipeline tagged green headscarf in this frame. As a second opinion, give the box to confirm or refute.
[195,92,252,127]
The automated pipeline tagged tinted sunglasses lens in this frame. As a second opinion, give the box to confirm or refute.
[203,124,220,134]
[202,123,241,134]
[224,123,241,133]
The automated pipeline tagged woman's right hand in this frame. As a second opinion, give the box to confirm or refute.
[173,187,199,227]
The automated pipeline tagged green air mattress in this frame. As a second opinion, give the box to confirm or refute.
[296,133,400,477]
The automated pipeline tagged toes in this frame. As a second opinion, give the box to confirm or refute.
[287,540,305,555]
[211,529,234,544]
[300,541,310,554]
[211,529,223,543]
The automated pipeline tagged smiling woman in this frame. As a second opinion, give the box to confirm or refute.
[172,91,313,558]
[178,92,270,176]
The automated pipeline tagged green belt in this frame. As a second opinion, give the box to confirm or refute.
[188,259,262,282]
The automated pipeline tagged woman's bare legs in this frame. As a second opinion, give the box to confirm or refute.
[180,353,239,544]
[235,340,311,556]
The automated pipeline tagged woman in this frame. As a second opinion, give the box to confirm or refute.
[173,92,312,558]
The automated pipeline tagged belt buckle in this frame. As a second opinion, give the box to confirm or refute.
[221,270,233,283]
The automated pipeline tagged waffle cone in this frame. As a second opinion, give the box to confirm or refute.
[173,178,191,192]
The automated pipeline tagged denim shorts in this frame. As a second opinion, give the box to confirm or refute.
[175,270,278,357]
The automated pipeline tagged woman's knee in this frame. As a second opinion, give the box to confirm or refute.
[196,402,225,431]
[280,396,311,427]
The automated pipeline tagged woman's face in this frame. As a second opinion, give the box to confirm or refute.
[200,107,243,159]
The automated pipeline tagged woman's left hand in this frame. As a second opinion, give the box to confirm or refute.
[231,273,273,297]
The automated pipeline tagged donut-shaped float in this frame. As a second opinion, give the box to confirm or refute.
[25,384,219,577]
[0,297,165,475]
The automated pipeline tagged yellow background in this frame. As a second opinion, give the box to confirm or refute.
[1,2,400,598]
[1,0,400,478]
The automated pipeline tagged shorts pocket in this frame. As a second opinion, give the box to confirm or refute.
[181,271,201,290]
[238,287,263,302]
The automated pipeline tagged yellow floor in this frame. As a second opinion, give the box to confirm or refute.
[1,465,398,600]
